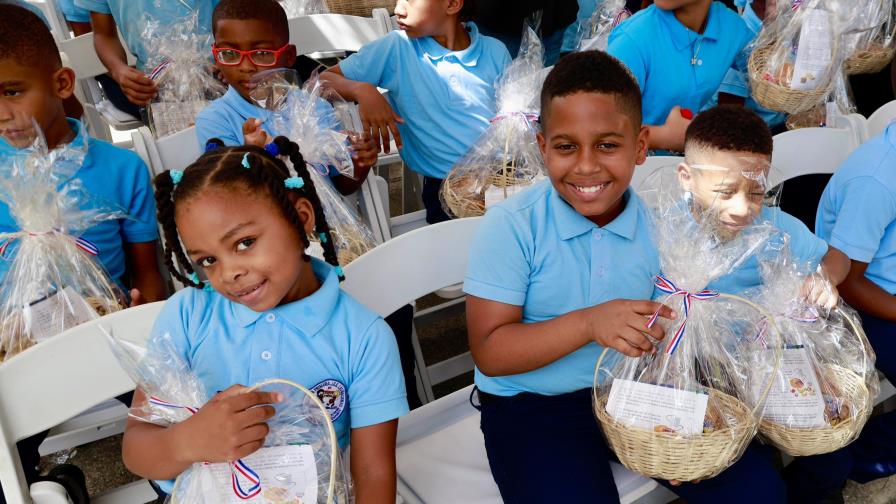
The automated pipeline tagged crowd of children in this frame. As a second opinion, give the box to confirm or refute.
[0,0,895,502]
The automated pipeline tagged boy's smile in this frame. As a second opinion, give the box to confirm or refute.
[538,92,648,227]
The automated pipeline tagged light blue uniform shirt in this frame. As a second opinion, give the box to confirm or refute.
[57,0,90,23]
[708,207,829,295]
[816,123,896,294]
[464,182,660,396]
[607,2,753,127]
[73,0,219,71]
[151,258,409,493]
[339,23,512,179]
[561,0,599,53]
[0,119,158,287]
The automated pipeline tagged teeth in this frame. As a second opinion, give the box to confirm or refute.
[575,182,609,193]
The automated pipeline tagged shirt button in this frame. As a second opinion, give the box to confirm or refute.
[265,313,275,322]
[449,76,459,86]
[697,59,703,66]
[261,350,272,360]
[594,232,602,240]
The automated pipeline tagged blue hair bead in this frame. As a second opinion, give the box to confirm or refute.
[264,142,280,156]
[241,152,251,169]
[204,139,223,152]
[170,170,184,186]
[319,232,327,244]
[284,176,304,189]
[335,266,344,278]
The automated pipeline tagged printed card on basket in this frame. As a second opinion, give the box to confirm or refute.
[790,9,833,91]
[25,286,96,342]
[606,379,709,435]
[754,346,826,428]
[205,445,318,503]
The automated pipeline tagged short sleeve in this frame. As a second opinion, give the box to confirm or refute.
[463,207,532,306]
[120,155,158,243]
[347,317,408,428]
[195,107,241,148]
[607,30,647,94]
[775,211,829,268]
[73,0,111,14]
[338,32,401,88]
[828,177,896,262]
[719,67,749,97]
[147,289,197,368]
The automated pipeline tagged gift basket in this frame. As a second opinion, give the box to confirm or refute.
[252,69,376,264]
[593,165,783,481]
[576,0,631,52]
[843,0,896,74]
[440,27,548,218]
[104,328,352,503]
[748,0,851,114]
[143,10,226,138]
[749,258,878,456]
[0,127,123,361]
[278,0,330,16]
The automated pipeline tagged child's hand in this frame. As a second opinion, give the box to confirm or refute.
[111,66,158,106]
[242,118,271,148]
[656,106,692,152]
[586,300,676,357]
[801,273,840,310]
[129,288,144,308]
[357,85,404,153]
[173,385,282,463]
[348,131,378,174]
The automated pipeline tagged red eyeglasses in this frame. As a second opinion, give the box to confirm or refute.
[211,44,290,67]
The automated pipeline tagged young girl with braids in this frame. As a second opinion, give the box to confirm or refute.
[121,136,409,502]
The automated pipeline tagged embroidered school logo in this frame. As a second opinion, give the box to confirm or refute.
[311,379,347,422]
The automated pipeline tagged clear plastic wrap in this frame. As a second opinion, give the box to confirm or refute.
[278,0,330,17]
[143,9,226,138]
[749,257,878,456]
[843,0,896,75]
[0,126,123,361]
[593,164,783,481]
[440,27,548,218]
[576,0,631,52]
[104,328,352,503]
[251,69,377,264]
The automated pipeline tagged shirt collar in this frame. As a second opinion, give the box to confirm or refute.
[551,186,642,241]
[231,258,341,337]
[656,3,721,51]
[419,22,483,66]
[224,85,272,123]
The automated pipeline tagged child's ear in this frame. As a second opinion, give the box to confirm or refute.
[283,44,297,69]
[294,196,316,235]
[537,130,547,158]
[677,162,693,191]
[53,67,76,100]
[635,125,649,165]
[446,0,463,17]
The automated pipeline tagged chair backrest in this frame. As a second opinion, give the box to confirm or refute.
[132,126,201,178]
[0,302,163,502]
[288,9,392,55]
[769,126,857,187]
[340,217,482,317]
[58,32,137,80]
[866,100,896,140]
[326,0,396,17]
[631,156,684,193]
[28,0,70,41]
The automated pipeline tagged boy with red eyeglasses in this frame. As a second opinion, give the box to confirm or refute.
[195,0,378,195]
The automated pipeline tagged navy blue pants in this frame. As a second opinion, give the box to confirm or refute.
[421,176,451,224]
[477,388,786,504]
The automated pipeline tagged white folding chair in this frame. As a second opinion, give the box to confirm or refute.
[768,126,859,187]
[866,100,896,140]
[27,0,70,41]
[632,156,684,193]
[395,384,669,504]
[131,125,200,178]
[288,8,393,55]
[0,303,165,504]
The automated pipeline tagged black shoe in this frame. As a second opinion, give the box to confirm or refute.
[45,464,90,504]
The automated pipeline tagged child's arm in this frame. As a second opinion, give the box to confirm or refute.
[801,246,850,310]
[350,420,398,504]
[646,107,692,152]
[321,67,404,153]
[89,12,157,106]
[125,241,167,305]
[838,260,896,321]
[468,296,675,377]
[330,132,378,195]
[122,386,280,480]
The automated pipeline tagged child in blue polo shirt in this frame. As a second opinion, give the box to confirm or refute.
[607,0,753,152]
[322,0,512,223]
[465,50,786,503]
[123,138,408,501]
[196,0,378,196]
[815,123,896,486]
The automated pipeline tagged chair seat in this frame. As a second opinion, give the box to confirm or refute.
[96,100,142,130]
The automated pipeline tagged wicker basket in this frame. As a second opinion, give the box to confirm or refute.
[785,105,827,130]
[442,167,529,218]
[325,0,395,16]
[331,228,371,265]
[844,45,896,75]
[748,44,835,115]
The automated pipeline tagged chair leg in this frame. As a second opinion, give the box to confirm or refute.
[410,323,435,404]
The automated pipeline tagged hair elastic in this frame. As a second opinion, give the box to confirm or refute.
[265,142,280,156]
[241,152,251,169]
[335,266,344,278]
[284,176,304,189]
[318,232,327,244]
[189,272,214,292]
[170,170,184,186]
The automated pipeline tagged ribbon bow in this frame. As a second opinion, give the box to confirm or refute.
[646,275,719,355]
[0,231,98,261]
[148,396,262,499]
[490,112,539,125]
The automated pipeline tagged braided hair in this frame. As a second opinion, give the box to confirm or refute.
[152,136,343,291]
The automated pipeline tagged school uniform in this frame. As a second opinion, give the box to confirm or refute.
[607,2,753,128]
[57,0,90,23]
[0,118,158,289]
[339,22,511,224]
[150,258,409,493]
[464,180,785,503]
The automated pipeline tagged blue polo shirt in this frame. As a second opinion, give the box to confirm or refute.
[0,119,158,287]
[58,0,90,23]
[607,2,753,127]
[561,0,599,53]
[73,0,219,71]
[464,182,660,396]
[816,123,896,294]
[195,86,341,150]
[150,258,408,493]
[707,207,829,295]
[339,23,512,179]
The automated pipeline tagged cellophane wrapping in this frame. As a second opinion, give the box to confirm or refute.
[843,0,896,74]
[576,0,631,52]
[593,165,782,481]
[0,126,123,360]
[440,27,548,218]
[748,256,878,455]
[251,68,377,264]
[143,9,226,138]
[278,0,329,16]
[106,330,353,503]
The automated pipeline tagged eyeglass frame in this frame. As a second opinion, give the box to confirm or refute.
[211,43,291,67]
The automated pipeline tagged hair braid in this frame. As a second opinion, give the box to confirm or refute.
[152,171,204,289]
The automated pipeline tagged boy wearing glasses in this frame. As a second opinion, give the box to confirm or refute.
[196,0,378,195]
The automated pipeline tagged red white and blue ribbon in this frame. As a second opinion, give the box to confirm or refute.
[490,112,539,125]
[147,396,262,499]
[646,275,719,355]
[753,306,819,346]
[148,59,171,81]
[0,231,98,260]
